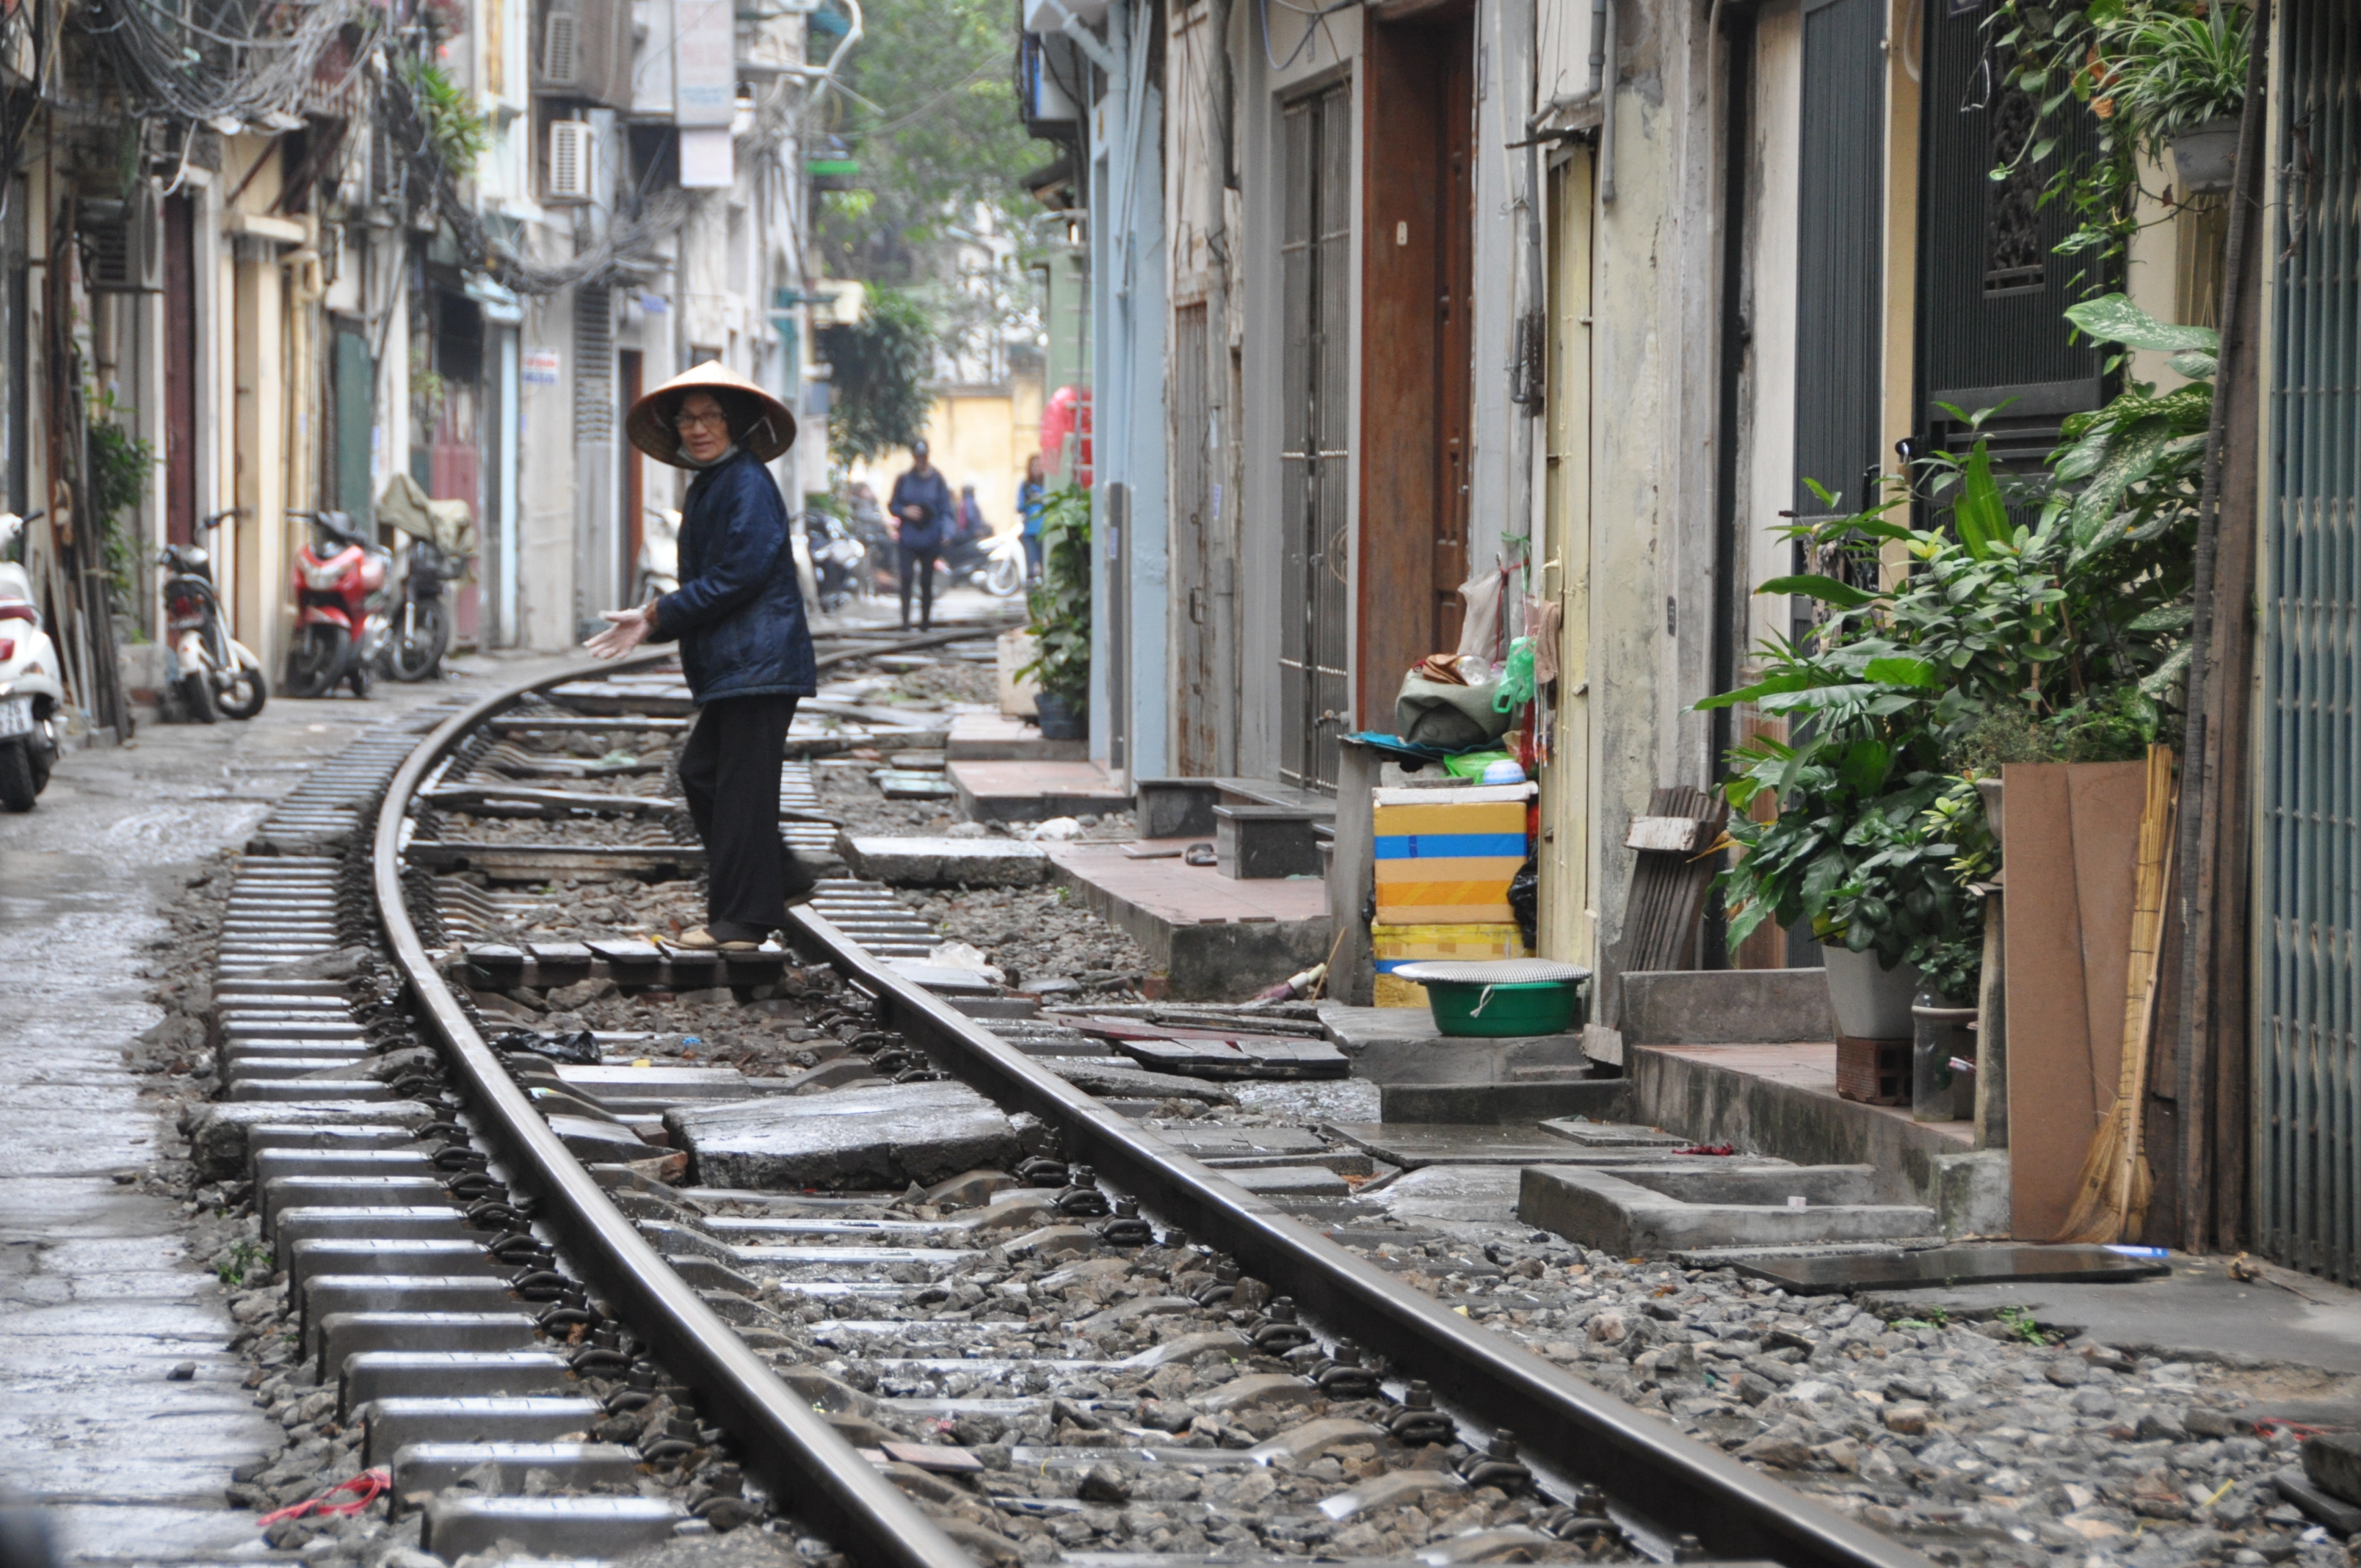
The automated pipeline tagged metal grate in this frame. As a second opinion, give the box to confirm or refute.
[1277,80,1351,794]
[573,285,614,445]
[2257,0,2361,1282]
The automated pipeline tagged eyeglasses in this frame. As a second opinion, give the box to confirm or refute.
[674,408,730,432]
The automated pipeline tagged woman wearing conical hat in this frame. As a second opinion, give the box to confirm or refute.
[587,360,819,950]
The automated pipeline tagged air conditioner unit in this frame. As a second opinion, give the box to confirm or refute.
[84,184,163,293]
[542,3,581,85]
[536,0,634,107]
[547,120,595,202]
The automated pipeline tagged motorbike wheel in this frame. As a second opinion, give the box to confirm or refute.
[219,662,268,720]
[0,741,35,812]
[984,553,1024,598]
[347,657,372,700]
[285,625,347,699]
[182,669,220,724]
[28,729,51,794]
[388,600,449,683]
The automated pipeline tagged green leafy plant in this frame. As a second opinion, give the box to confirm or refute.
[1019,484,1090,707]
[401,52,491,179]
[1984,0,2252,293]
[86,388,154,608]
[1702,293,2211,997]
[816,288,936,466]
[214,1238,271,1288]
[1995,1304,2054,1345]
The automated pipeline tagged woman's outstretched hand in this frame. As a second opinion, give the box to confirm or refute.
[586,600,656,660]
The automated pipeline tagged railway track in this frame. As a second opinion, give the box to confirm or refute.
[195,635,1930,1568]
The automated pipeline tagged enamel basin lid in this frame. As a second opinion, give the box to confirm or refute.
[1388,959,1591,986]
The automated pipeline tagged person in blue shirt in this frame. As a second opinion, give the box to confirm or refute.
[887,440,954,629]
[1017,452,1046,583]
[587,361,817,950]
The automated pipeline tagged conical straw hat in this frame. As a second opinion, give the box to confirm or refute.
[626,359,797,467]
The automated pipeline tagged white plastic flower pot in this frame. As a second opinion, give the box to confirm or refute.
[1821,942,1923,1039]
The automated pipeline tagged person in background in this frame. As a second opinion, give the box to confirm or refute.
[957,484,987,545]
[1018,452,1047,583]
[888,439,954,630]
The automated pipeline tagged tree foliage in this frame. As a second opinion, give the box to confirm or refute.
[813,0,1043,283]
[816,287,936,466]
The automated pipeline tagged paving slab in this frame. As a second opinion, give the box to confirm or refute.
[946,711,1089,762]
[1221,1166,1354,1198]
[1317,1003,1591,1086]
[0,660,573,1564]
[1852,1252,2361,1372]
[1325,1122,1690,1169]
[949,758,1133,821]
[663,1080,1021,1190]
[1518,1163,1938,1255]
[838,835,1050,886]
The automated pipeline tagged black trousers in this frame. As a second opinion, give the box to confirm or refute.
[897,546,940,628]
[678,694,797,938]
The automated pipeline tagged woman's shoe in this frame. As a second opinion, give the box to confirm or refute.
[670,927,761,952]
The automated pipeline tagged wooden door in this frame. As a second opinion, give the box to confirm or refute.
[1360,7,1476,719]
[1539,150,1593,965]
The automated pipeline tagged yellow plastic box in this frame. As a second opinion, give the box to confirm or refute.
[1371,921,1533,1008]
[1371,783,1532,926]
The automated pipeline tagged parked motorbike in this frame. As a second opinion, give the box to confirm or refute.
[939,528,1026,598]
[846,497,899,595]
[0,511,63,810]
[804,512,866,611]
[159,508,267,722]
[285,510,390,700]
[383,533,455,683]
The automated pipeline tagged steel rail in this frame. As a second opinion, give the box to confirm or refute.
[785,906,1937,1568]
[373,629,1007,1568]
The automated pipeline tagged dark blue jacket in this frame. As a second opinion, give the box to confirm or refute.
[649,448,816,703]
[888,467,955,551]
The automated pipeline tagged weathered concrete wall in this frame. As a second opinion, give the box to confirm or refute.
[1620,968,1833,1044]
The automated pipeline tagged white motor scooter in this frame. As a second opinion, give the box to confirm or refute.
[0,512,65,810]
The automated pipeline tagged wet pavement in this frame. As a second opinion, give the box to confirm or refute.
[0,653,575,1564]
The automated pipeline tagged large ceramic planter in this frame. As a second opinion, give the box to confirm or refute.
[2170,115,2241,195]
[1821,943,1923,1039]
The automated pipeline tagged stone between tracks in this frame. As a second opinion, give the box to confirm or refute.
[662,1079,1021,1190]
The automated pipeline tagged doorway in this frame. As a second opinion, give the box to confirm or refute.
[620,349,644,595]
[163,193,197,547]
[1360,7,1474,719]
[1172,302,1217,774]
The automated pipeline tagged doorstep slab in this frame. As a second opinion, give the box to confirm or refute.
[837,835,1050,886]
[949,760,1133,822]
[1043,842,1330,1001]
[1518,1162,1938,1256]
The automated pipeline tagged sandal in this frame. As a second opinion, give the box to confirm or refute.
[670,927,761,953]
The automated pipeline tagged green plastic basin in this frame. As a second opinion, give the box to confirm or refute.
[1390,959,1592,1039]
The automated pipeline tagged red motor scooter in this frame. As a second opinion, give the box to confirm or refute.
[285,510,390,699]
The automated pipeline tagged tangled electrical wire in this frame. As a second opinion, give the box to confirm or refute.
[78,0,371,126]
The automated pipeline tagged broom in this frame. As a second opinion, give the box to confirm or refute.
[2056,744,2178,1245]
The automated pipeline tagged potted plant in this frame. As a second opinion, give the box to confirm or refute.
[1020,484,1091,740]
[2087,3,2252,195]
[1704,293,2212,1039]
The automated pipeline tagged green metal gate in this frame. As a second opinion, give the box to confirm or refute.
[2257,0,2361,1280]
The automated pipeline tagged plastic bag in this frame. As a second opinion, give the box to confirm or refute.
[1507,854,1539,951]
[1456,570,1506,661]
[1494,636,1537,713]
[1396,669,1513,749]
[492,1028,601,1066]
